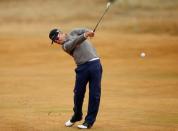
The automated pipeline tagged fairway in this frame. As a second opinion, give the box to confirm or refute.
[0,0,178,131]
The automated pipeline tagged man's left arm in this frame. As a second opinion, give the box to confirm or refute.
[70,28,92,36]
[63,31,94,54]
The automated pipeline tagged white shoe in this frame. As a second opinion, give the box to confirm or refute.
[77,124,88,129]
[65,120,74,127]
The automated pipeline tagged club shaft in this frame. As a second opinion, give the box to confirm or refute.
[93,6,110,32]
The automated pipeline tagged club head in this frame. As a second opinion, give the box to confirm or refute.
[107,2,111,8]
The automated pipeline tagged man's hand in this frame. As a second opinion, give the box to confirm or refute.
[84,31,95,38]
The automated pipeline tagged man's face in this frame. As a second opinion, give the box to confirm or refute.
[54,33,66,45]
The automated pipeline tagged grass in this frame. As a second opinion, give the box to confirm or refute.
[0,0,178,35]
[0,0,178,131]
[117,0,178,9]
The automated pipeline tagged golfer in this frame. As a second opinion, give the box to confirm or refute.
[49,28,103,129]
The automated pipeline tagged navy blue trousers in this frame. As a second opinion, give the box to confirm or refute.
[73,60,102,126]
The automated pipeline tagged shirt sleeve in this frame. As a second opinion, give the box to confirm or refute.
[70,28,92,36]
[63,34,87,54]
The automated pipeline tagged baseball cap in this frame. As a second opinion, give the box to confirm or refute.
[49,28,62,44]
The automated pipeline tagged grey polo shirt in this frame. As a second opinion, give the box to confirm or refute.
[62,28,99,65]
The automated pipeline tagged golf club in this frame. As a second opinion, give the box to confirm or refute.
[93,2,111,32]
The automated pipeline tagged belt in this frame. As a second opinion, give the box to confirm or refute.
[89,57,100,62]
[77,58,100,66]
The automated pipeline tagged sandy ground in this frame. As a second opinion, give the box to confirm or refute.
[0,30,178,131]
[1,0,178,131]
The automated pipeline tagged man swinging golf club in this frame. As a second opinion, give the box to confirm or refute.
[49,28,102,129]
[49,2,111,129]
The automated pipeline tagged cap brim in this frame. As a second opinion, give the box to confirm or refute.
[51,40,54,44]
[50,34,56,44]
